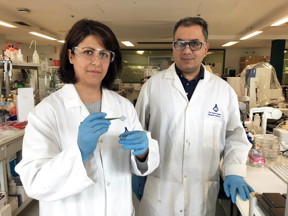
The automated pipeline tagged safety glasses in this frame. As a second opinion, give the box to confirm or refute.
[72,46,115,63]
[172,40,206,51]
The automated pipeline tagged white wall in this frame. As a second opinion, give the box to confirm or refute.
[225,48,271,75]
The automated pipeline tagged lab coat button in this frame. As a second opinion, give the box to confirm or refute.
[99,139,103,143]
[107,182,110,186]
[158,200,161,203]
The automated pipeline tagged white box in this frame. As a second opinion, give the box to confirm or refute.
[0,204,11,216]
[16,88,35,122]
[273,128,288,151]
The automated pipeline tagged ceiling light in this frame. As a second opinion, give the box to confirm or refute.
[222,41,239,47]
[17,8,31,14]
[0,21,17,28]
[121,41,134,47]
[136,50,144,54]
[271,17,288,26]
[240,31,263,40]
[29,32,57,40]
[57,40,65,43]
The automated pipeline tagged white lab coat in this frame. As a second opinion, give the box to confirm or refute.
[135,63,252,216]
[15,84,159,216]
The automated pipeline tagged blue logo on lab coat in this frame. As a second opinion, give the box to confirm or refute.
[213,104,219,112]
[208,104,221,118]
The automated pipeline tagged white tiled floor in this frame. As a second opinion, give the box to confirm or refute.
[17,198,232,216]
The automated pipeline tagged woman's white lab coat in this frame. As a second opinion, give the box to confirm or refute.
[135,63,251,216]
[15,84,159,216]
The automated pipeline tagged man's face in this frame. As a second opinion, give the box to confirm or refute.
[173,25,209,75]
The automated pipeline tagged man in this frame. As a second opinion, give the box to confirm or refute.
[135,17,253,216]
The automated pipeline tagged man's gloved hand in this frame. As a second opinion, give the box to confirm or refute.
[223,175,254,203]
[77,112,110,162]
[132,174,147,201]
[118,131,148,156]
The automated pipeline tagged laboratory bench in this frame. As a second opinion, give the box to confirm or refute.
[0,128,33,216]
[235,155,288,216]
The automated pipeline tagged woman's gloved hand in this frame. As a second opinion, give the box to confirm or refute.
[223,175,254,203]
[77,112,111,162]
[118,131,148,156]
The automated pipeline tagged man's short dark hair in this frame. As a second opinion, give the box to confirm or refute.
[173,17,208,42]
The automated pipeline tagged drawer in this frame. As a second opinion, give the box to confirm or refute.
[0,146,5,161]
[6,137,23,160]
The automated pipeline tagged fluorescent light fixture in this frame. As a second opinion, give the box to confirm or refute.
[29,32,57,40]
[57,40,65,43]
[240,31,263,40]
[0,21,17,28]
[121,41,134,47]
[222,41,239,47]
[136,50,144,54]
[271,17,288,26]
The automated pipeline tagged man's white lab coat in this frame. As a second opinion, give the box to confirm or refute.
[135,64,251,216]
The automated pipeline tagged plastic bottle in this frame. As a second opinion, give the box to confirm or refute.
[17,49,24,63]
[9,179,17,194]
[9,47,17,63]
[29,40,40,64]
[33,50,40,64]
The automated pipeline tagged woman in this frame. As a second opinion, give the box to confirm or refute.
[15,19,159,216]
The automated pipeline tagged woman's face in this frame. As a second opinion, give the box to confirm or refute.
[68,35,111,88]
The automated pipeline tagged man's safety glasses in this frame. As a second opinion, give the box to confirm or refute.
[172,40,206,51]
[72,46,115,63]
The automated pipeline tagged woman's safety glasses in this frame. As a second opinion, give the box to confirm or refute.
[172,40,206,51]
[72,46,115,63]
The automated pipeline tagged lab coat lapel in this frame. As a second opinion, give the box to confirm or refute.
[62,84,90,119]
[164,63,188,101]
[189,69,211,104]
[101,88,119,117]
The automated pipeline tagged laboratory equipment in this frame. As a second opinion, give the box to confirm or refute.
[273,128,288,151]
[254,134,280,161]
[269,165,288,184]
[246,106,282,134]
[239,62,284,111]
[105,115,126,121]
[113,78,123,90]
[0,59,13,97]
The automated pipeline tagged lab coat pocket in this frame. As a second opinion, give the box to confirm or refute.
[203,118,223,149]
[204,180,220,215]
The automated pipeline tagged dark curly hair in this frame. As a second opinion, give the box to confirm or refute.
[58,19,122,89]
[173,17,208,42]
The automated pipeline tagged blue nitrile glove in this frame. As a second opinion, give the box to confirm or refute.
[77,112,111,162]
[118,130,148,155]
[223,175,254,203]
[132,174,147,201]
